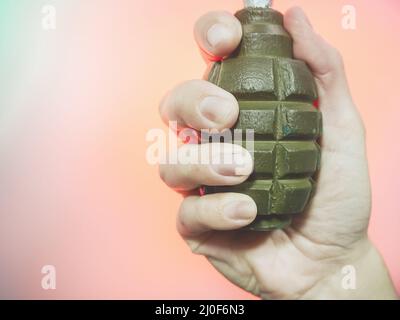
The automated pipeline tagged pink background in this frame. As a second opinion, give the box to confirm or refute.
[0,0,399,298]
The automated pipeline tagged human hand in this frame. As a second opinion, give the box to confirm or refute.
[159,7,397,299]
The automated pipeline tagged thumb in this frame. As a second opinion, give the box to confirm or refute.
[284,7,365,153]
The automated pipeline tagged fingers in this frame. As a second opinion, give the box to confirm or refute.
[284,7,365,150]
[159,80,239,130]
[177,193,257,237]
[160,143,253,192]
[194,11,242,61]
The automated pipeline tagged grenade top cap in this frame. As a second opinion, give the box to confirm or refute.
[235,7,284,25]
[244,0,273,8]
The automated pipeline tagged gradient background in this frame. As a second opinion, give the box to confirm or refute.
[0,0,399,299]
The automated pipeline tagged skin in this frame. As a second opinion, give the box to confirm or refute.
[158,7,398,299]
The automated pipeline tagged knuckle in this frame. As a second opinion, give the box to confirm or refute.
[177,198,198,238]
[159,80,199,119]
[178,199,191,227]
[187,239,203,255]
[174,80,204,110]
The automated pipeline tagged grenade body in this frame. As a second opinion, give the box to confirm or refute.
[203,8,322,231]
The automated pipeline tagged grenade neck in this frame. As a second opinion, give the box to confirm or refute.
[233,8,293,58]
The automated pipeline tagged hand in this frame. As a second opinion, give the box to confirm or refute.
[159,7,397,299]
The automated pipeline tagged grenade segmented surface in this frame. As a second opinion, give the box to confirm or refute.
[203,8,322,231]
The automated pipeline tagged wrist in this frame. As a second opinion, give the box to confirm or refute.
[303,238,398,300]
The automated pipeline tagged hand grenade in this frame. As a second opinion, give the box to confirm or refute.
[203,1,322,231]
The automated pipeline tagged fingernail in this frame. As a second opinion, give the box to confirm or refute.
[211,150,253,176]
[207,23,232,47]
[199,96,234,124]
[224,201,257,221]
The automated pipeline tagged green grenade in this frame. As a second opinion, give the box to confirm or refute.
[203,1,322,231]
